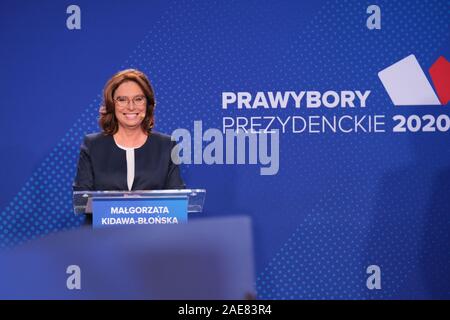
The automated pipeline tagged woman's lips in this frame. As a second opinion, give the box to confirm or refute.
[123,113,139,120]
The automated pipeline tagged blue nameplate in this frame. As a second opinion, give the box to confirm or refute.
[92,197,188,228]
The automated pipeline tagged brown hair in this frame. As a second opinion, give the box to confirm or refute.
[99,69,156,135]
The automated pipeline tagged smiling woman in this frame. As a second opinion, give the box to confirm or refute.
[73,69,185,193]
[99,69,156,137]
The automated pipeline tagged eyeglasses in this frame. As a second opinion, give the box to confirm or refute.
[114,95,146,107]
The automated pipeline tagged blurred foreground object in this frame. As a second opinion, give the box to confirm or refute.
[0,216,255,299]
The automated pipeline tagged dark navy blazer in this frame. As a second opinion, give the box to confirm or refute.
[73,131,185,191]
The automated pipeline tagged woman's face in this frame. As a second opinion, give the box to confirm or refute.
[113,81,147,131]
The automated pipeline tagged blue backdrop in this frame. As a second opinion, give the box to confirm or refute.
[0,0,449,299]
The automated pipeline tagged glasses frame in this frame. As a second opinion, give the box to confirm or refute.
[114,95,147,108]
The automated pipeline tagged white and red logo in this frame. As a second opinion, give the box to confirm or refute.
[378,54,449,106]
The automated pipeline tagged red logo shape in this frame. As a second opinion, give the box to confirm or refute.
[429,56,450,105]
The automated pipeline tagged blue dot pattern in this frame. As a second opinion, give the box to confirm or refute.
[1,0,449,299]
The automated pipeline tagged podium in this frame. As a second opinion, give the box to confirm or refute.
[73,189,206,228]
[0,189,258,299]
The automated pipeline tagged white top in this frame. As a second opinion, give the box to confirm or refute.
[116,143,135,191]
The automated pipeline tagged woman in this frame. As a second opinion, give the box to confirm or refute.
[73,69,185,191]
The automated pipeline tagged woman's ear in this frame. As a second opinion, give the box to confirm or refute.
[99,105,107,115]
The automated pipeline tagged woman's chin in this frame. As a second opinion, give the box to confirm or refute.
[119,121,142,130]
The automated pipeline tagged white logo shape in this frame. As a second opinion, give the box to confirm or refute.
[378,54,441,106]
